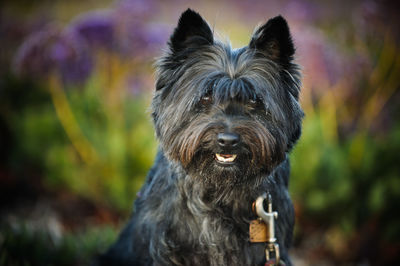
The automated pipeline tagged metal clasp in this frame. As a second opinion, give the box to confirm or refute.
[255,193,280,265]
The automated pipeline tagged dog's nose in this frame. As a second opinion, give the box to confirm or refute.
[217,132,240,147]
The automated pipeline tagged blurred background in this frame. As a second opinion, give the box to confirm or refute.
[1,0,399,265]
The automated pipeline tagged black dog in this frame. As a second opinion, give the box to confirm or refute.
[99,9,303,266]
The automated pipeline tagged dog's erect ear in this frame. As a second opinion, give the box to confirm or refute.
[249,16,294,64]
[169,9,213,53]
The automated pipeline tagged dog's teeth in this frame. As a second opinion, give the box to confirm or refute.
[215,154,237,163]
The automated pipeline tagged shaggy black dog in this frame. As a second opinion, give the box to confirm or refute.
[99,9,303,266]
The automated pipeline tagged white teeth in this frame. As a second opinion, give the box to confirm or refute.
[215,153,237,163]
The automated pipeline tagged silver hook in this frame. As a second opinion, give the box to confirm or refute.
[255,193,280,265]
[255,193,278,243]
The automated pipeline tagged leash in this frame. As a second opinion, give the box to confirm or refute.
[250,193,286,266]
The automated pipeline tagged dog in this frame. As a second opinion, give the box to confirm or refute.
[98,8,303,266]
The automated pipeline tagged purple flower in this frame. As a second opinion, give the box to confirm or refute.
[284,0,319,22]
[292,26,343,88]
[14,26,59,78]
[142,23,170,48]
[115,21,170,58]
[14,25,93,84]
[72,11,115,50]
[292,25,371,90]
[114,0,157,20]
[54,29,94,84]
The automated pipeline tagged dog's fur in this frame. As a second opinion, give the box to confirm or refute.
[99,9,303,266]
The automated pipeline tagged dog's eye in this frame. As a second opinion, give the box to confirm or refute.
[249,97,261,109]
[200,96,212,105]
[200,92,213,106]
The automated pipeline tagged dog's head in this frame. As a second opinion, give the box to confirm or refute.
[152,9,303,185]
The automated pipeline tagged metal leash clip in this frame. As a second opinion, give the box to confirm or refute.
[255,193,281,266]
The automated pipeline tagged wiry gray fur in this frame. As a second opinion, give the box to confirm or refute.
[98,9,303,266]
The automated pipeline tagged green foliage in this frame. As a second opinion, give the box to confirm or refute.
[0,223,118,266]
[48,91,156,211]
[6,66,157,212]
[290,107,400,240]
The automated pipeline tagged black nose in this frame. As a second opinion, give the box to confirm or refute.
[217,132,240,147]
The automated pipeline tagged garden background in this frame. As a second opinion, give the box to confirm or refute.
[1,0,399,265]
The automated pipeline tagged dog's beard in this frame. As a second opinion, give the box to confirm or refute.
[182,145,277,210]
[187,148,260,185]
[176,123,286,180]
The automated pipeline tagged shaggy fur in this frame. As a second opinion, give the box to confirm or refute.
[98,9,303,266]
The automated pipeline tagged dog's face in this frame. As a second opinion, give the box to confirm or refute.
[152,9,303,186]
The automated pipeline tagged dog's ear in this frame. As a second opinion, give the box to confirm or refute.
[169,9,213,53]
[249,16,294,64]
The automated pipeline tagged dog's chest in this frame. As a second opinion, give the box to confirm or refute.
[167,207,266,266]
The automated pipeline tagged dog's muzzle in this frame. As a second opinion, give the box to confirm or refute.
[215,132,240,164]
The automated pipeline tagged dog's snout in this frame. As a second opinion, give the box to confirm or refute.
[217,132,240,147]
